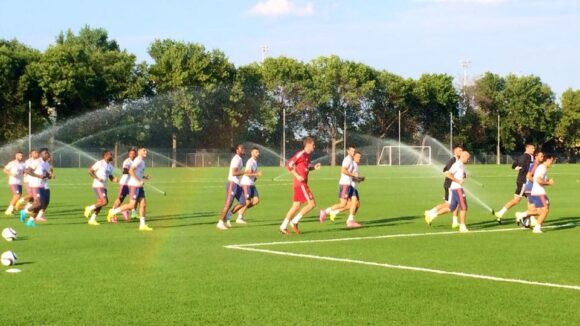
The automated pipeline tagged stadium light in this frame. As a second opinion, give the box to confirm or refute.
[28,101,31,152]
[343,108,346,157]
[398,109,401,165]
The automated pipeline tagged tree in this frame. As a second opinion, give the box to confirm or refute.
[0,39,42,143]
[260,57,311,163]
[307,56,376,165]
[556,89,580,161]
[25,26,145,121]
[148,39,235,165]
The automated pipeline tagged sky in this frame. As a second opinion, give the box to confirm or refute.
[1,0,579,95]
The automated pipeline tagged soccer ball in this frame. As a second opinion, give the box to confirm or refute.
[2,227,17,241]
[1,251,18,266]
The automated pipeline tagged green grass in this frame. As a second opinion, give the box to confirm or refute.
[0,164,579,325]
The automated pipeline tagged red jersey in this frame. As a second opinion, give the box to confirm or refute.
[287,150,311,186]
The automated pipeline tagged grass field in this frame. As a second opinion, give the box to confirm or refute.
[0,164,579,325]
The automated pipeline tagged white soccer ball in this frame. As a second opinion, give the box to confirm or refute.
[1,250,18,266]
[2,227,17,241]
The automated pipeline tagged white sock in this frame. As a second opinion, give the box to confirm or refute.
[281,219,289,229]
[347,214,354,222]
[89,214,97,222]
[131,209,136,214]
[237,214,243,220]
[217,220,225,226]
[429,210,438,219]
[452,216,458,224]
[291,213,303,225]
[37,211,44,219]
[8,205,14,210]
[325,208,332,214]
[28,216,34,221]
[331,209,340,215]
[498,207,507,217]
[140,217,146,227]
[88,205,96,211]
[533,224,541,232]
[25,203,32,211]
[430,208,437,214]
[112,207,121,214]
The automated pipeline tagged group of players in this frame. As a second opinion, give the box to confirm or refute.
[423,144,555,234]
[3,140,556,234]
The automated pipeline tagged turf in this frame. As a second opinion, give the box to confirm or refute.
[0,164,578,325]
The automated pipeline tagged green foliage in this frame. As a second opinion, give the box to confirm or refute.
[556,89,580,158]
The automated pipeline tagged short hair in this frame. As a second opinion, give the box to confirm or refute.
[251,147,259,152]
[15,151,23,154]
[347,145,356,150]
[354,151,362,156]
[525,144,535,149]
[102,150,112,157]
[453,145,463,150]
[232,144,244,153]
[128,147,137,153]
[303,137,315,146]
[30,149,38,154]
[544,154,555,161]
[39,147,49,154]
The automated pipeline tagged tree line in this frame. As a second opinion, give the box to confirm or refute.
[1,26,578,164]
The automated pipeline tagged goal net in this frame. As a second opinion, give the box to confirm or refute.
[377,146,431,166]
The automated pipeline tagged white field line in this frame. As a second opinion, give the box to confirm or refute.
[225,223,580,291]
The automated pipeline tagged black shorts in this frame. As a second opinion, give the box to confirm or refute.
[514,181,525,197]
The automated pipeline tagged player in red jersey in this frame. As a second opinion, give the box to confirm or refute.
[279,137,322,234]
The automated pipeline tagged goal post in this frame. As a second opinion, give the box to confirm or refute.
[377,146,431,166]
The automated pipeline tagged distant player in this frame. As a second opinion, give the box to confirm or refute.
[424,145,463,228]
[529,155,555,234]
[84,150,118,225]
[3,151,25,216]
[279,137,322,234]
[515,151,544,227]
[216,144,246,230]
[343,151,364,228]
[107,147,153,231]
[426,151,471,232]
[319,145,357,223]
[111,148,137,222]
[237,147,262,224]
[493,144,535,224]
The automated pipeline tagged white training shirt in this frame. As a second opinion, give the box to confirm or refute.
[240,157,258,186]
[448,160,465,190]
[228,154,243,185]
[339,156,354,185]
[127,156,146,187]
[531,164,548,195]
[41,160,51,190]
[350,162,360,189]
[5,160,25,185]
[27,158,44,188]
[23,158,35,184]
[91,159,114,188]
[119,158,133,185]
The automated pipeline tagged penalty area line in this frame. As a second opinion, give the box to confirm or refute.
[226,245,580,291]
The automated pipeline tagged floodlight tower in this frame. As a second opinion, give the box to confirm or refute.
[460,59,471,115]
[261,45,269,62]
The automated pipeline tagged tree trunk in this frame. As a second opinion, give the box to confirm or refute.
[331,138,343,166]
[171,131,177,168]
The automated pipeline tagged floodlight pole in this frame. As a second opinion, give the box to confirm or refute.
[496,114,501,165]
[28,101,32,152]
[282,107,286,167]
[343,108,347,157]
[398,109,401,165]
[449,112,453,153]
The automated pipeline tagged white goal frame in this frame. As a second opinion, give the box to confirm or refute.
[378,146,431,166]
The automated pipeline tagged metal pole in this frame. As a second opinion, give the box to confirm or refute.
[28,101,32,152]
[343,108,347,156]
[282,107,286,166]
[496,114,501,165]
[398,109,401,165]
[449,112,453,152]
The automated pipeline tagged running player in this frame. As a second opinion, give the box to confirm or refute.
[16,150,38,212]
[216,144,246,230]
[515,151,544,227]
[35,149,53,223]
[238,147,262,224]
[279,137,322,234]
[107,147,153,231]
[427,151,471,232]
[3,151,25,216]
[493,144,535,224]
[84,150,117,225]
[111,148,137,222]
[424,145,462,228]
[343,151,364,228]
[529,155,555,234]
[319,145,356,223]
[20,149,51,227]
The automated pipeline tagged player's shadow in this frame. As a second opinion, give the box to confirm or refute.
[361,215,419,228]
[148,212,215,222]
[467,219,504,229]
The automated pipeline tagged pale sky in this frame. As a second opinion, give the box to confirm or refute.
[1,0,579,95]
